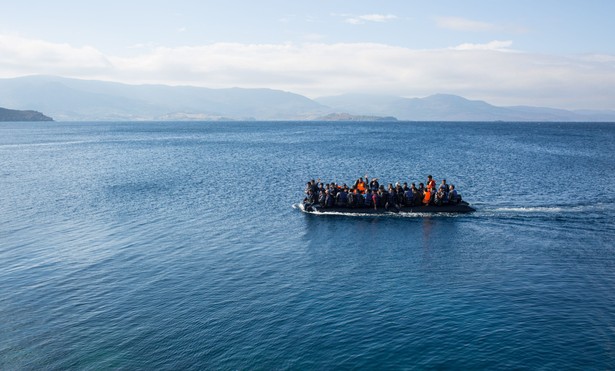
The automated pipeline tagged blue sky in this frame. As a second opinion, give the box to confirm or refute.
[1,0,615,109]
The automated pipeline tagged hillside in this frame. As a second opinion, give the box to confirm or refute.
[0,107,53,121]
[315,93,615,122]
[0,75,329,121]
[1,75,614,121]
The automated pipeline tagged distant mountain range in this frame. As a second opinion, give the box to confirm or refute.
[1,75,614,122]
[0,107,53,122]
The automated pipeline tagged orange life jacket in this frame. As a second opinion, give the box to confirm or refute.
[356,181,366,193]
[423,190,432,204]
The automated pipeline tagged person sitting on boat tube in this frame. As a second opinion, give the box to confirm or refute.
[448,185,461,204]
[304,189,315,208]
[336,188,348,207]
[423,187,432,206]
[372,189,379,210]
[318,189,326,207]
[386,184,401,211]
[364,189,373,208]
[435,186,448,206]
[440,179,448,194]
[404,186,414,206]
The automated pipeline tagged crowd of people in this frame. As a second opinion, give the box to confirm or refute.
[303,175,462,211]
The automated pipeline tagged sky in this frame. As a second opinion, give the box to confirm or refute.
[1,0,615,110]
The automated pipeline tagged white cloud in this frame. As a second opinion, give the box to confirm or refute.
[0,34,112,74]
[436,17,495,32]
[453,40,514,51]
[345,14,398,25]
[0,33,614,110]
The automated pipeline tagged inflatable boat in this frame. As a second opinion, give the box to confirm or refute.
[301,201,476,214]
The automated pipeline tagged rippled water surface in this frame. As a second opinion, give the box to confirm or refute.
[1,121,614,369]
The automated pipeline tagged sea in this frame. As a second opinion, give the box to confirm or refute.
[1,121,614,369]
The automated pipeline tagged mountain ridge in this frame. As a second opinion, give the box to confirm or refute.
[1,75,614,122]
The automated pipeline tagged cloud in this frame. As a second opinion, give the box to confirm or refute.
[0,33,614,110]
[0,34,112,74]
[436,17,495,32]
[452,40,514,51]
[345,14,398,25]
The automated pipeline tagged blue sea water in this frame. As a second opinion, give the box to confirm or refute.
[1,121,614,369]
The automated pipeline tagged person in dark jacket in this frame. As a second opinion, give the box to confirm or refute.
[386,184,400,211]
[336,188,348,207]
[369,178,380,192]
[364,189,373,208]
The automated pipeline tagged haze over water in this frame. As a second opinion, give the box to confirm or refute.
[1,121,614,369]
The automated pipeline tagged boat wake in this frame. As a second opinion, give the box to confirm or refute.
[292,203,463,218]
[487,203,611,214]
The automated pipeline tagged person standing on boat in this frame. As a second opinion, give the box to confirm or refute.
[426,175,436,191]
[355,177,367,194]
[369,177,380,192]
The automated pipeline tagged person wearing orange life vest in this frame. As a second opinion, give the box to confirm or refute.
[355,177,367,194]
[426,175,436,191]
[423,187,432,205]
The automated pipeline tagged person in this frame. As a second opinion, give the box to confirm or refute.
[304,181,312,196]
[426,175,436,191]
[404,186,414,206]
[325,190,334,208]
[369,177,380,192]
[395,183,404,205]
[440,179,448,194]
[347,188,356,208]
[354,189,365,208]
[336,188,348,207]
[423,187,432,206]
[448,184,461,204]
[329,183,338,197]
[318,189,326,207]
[311,179,319,195]
[372,189,379,210]
[378,186,387,209]
[386,184,400,211]
[418,182,425,194]
[434,186,447,206]
[364,188,373,208]
[304,189,315,209]
[355,177,367,194]
[411,183,422,205]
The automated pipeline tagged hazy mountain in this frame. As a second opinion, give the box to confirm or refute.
[1,75,614,122]
[0,75,330,121]
[0,107,53,121]
[316,93,615,122]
